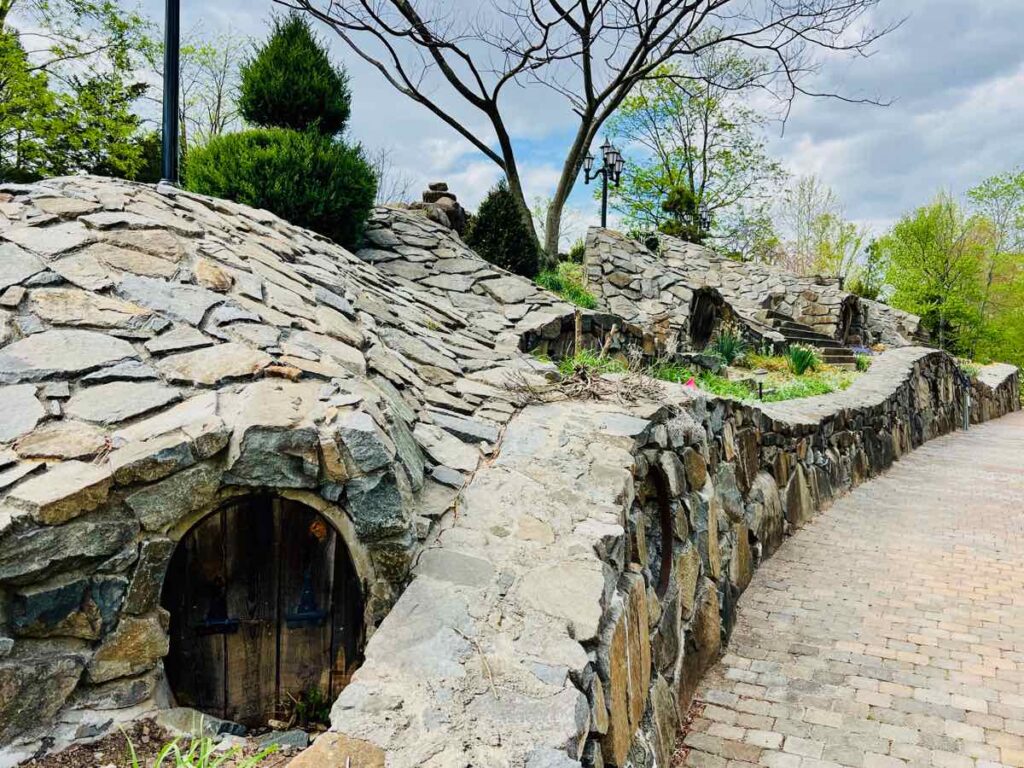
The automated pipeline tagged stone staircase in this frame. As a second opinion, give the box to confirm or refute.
[766,310,858,368]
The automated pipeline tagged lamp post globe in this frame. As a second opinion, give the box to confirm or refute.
[583,139,625,229]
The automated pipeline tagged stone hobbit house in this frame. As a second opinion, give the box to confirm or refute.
[0,177,1018,768]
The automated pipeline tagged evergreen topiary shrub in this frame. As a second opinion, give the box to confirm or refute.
[465,179,540,278]
[239,15,351,136]
[185,128,376,248]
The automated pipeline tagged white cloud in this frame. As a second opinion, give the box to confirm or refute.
[140,0,1024,238]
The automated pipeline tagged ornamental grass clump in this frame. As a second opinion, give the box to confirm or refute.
[710,323,747,365]
[786,344,821,375]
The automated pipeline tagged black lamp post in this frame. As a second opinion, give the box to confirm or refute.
[161,0,181,185]
[698,204,712,239]
[584,139,624,228]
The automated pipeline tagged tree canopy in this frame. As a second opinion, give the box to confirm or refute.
[605,54,786,250]
[282,0,895,259]
[239,14,351,136]
[0,0,152,181]
[879,192,986,354]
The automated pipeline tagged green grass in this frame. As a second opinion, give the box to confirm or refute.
[557,348,627,377]
[536,262,597,309]
[856,353,872,372]
[124,732,278,768]
[650,357,857,403]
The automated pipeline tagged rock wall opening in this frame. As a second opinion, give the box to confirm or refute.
[161,496,364,728]
[688,289,725,348]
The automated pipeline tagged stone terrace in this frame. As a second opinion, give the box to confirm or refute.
[682,411,1024,768]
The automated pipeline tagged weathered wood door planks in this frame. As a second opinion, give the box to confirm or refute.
[162,496,364,727]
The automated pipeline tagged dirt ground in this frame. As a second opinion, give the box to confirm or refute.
[18,720,300,768]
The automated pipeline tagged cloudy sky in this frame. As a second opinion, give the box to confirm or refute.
[143,0,1024,240]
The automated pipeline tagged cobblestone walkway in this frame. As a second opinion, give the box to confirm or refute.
[681,411,1024,768]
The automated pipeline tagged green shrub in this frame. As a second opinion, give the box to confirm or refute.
[855,353,872,372]
[786,344,821,375]
[239,15,351,136]
[567,238,586,263]
[710,324,748,366]
[185,128,376,248]
[466,179,541,278]
[536,261,596,308]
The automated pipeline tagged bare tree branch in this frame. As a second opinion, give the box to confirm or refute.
[276,0,898,258]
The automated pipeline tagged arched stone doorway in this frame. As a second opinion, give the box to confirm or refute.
[838,295,860,344]
[160,496,365,727]
[689,288,725,349]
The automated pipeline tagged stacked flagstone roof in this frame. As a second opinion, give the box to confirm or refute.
[0,175,571,753]
[0,176,1018,768]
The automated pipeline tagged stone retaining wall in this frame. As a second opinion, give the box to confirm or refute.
[584,228,926,351]
[293,349,1019,768]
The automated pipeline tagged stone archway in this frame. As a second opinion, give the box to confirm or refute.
[838,295,860,344]
[689,288,725,349]
[160,495,365,727]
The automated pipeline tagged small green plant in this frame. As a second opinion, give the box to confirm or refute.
[124,732,277,768]
[709,324,748,366]
[557,348,627,378]
[288,686,332,728]
[648,361,694,383]
[567,238,586,263]
[536,261,597,309]
[958,360,981,379]
[786,344,820,375]
[855,354,872,372]
[745,353,790,373]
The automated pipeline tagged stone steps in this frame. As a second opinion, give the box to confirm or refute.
[766,312,858,368]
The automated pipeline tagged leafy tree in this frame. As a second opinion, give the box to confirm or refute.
[49,69,147,178]
[0,0,151,181]
[846,240,888,301]
[239,14,350,136]
[606,54,786,250]
[466,179,541,278]
[186,129,376,248]
[879,192,986,353]
[966,169,1024,365]
[720,209,781,264]
[0,31,54,180]
[810,213,867,281]
[284,0,895,259]
[147,29,246,164]
[0,0,153,74]
[185,14,375,248]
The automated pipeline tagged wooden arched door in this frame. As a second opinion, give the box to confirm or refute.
[161,497,364,727]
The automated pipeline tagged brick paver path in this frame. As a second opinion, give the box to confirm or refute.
[680,412,1024,768]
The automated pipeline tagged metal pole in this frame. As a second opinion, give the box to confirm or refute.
[161,0,181,185]
[600,169,609,228]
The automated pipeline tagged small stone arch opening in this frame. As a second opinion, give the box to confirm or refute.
[630,468,675,601]
[160,495,365,728]
[689,288,726,349]
[839,295,860,344]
